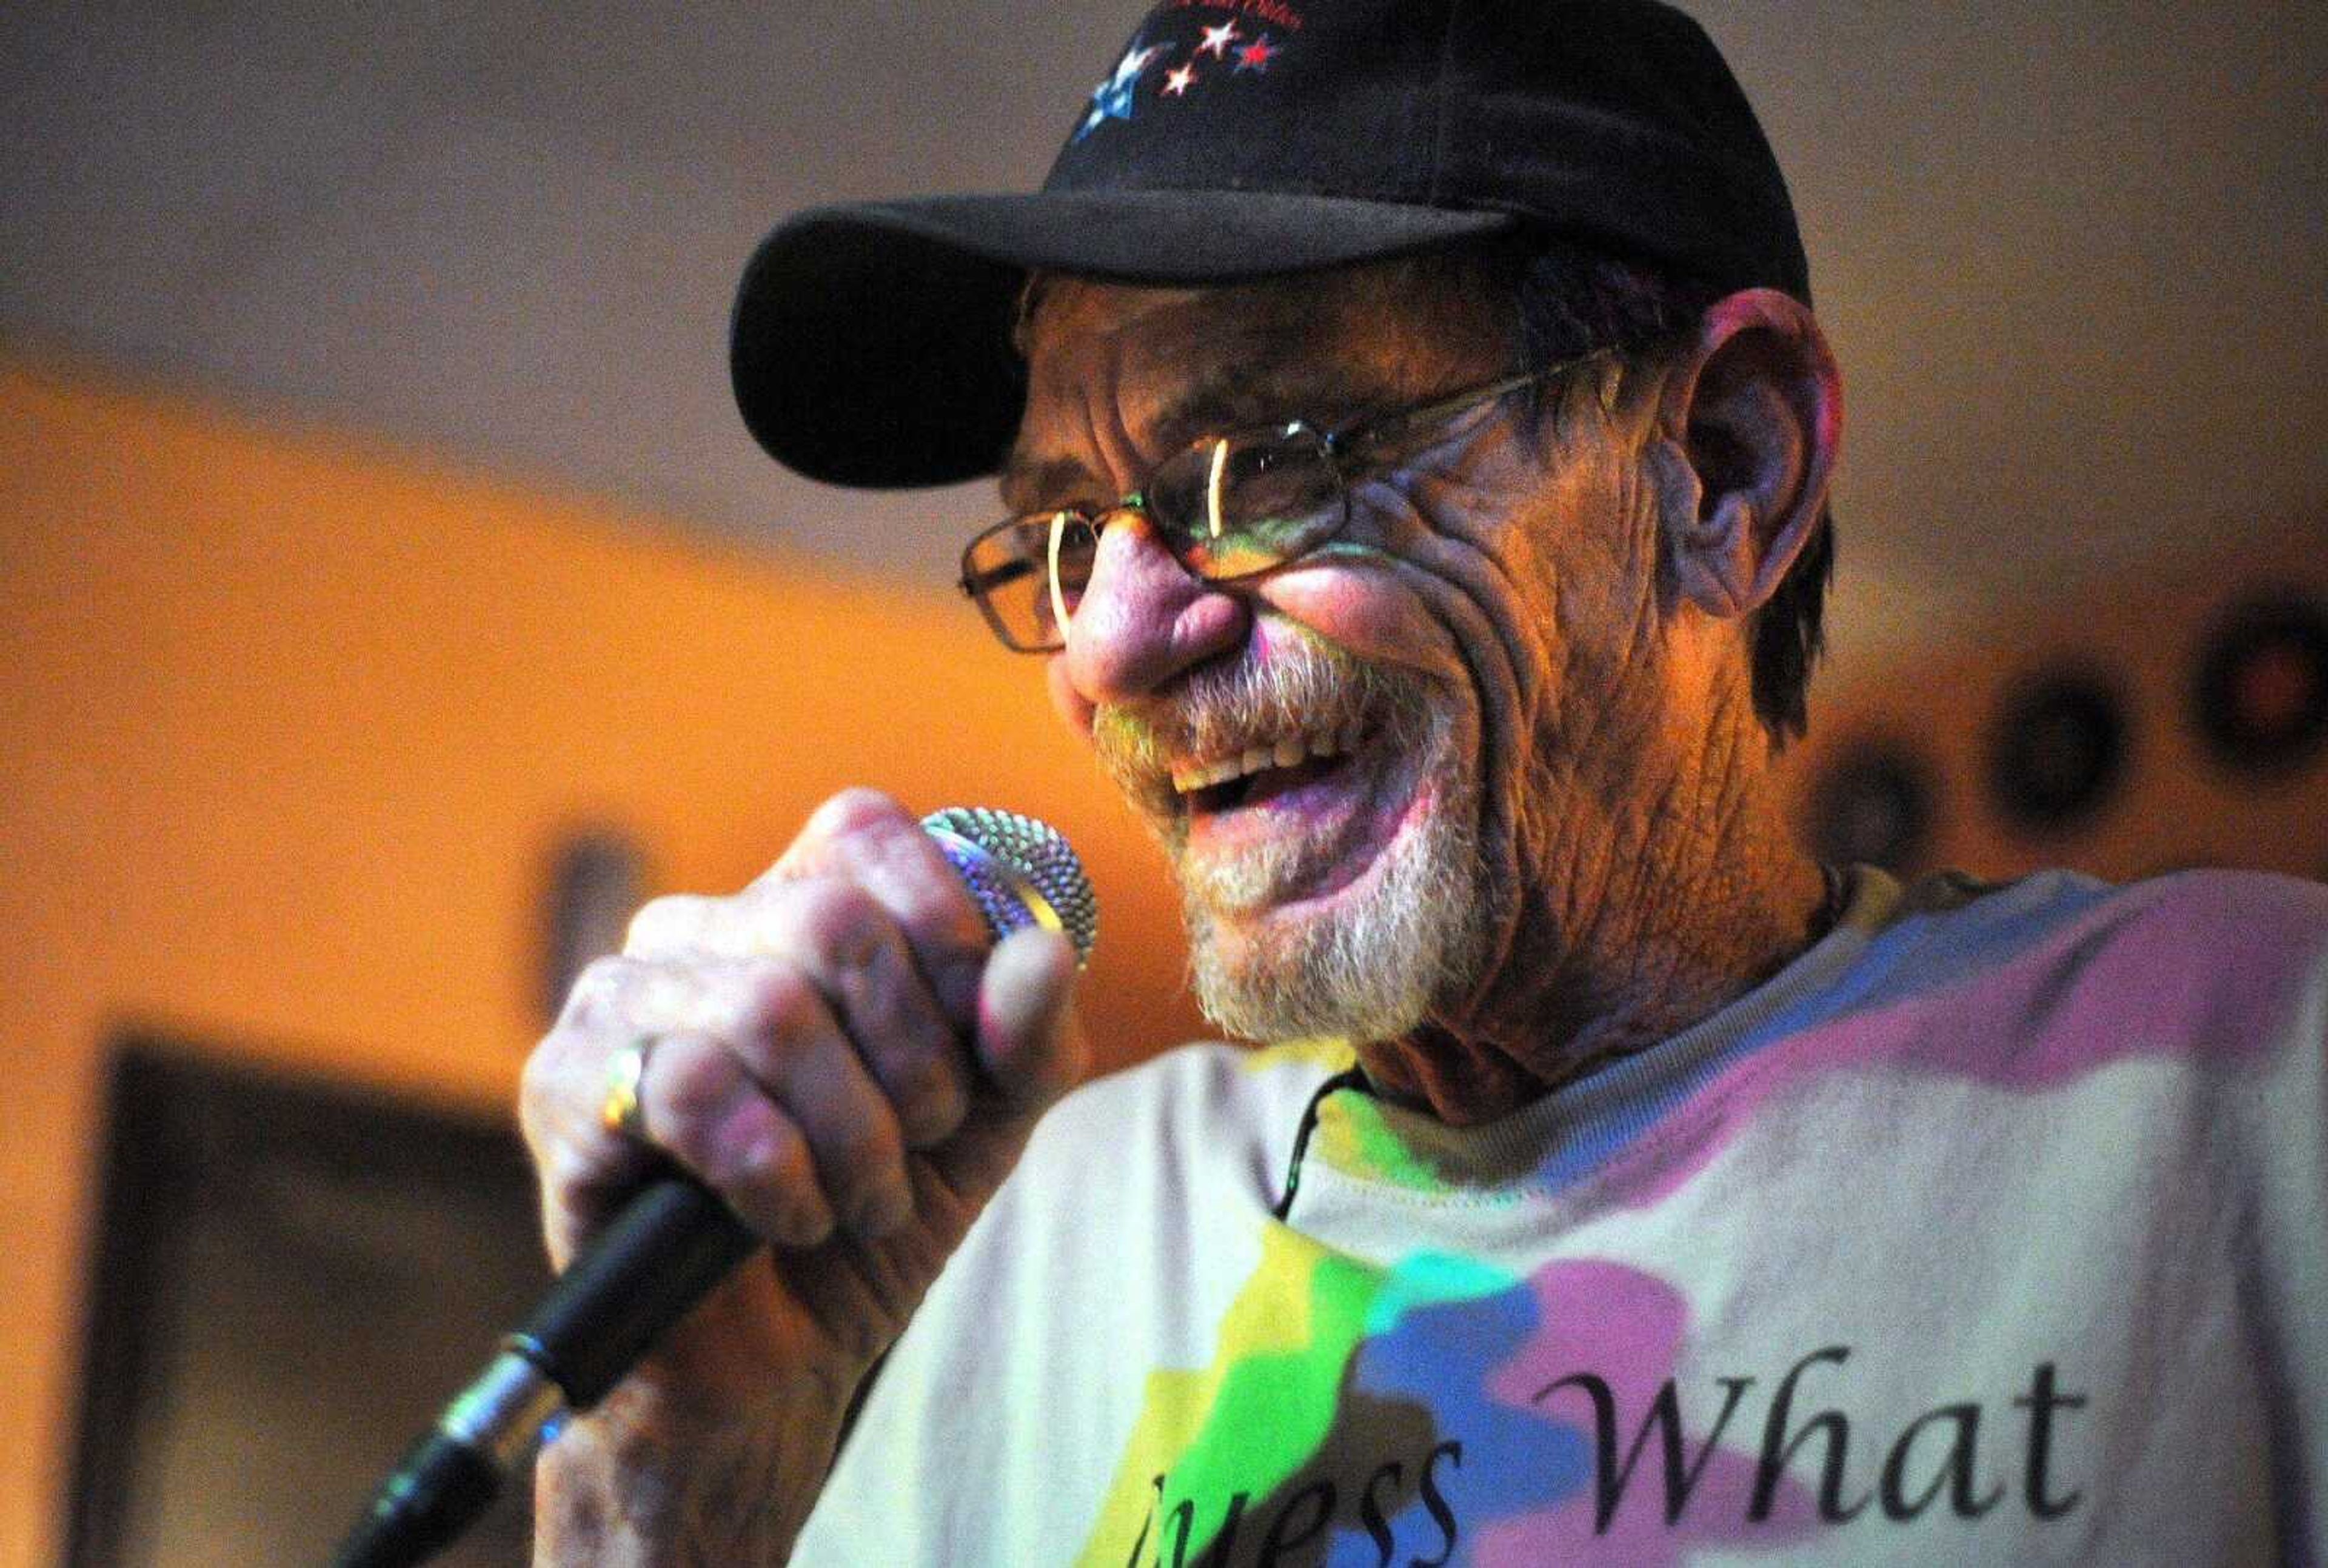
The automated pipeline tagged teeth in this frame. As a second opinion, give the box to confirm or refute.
[1169,722,1365,795]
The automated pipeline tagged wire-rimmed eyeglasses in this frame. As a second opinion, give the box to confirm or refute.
[956,349,1613,652]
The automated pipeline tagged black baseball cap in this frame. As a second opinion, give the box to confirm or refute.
[731,0,1808,490]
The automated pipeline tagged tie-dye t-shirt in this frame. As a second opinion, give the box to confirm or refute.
[796,867,2328,1565]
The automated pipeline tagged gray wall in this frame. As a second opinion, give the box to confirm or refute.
[5,2,2322,662]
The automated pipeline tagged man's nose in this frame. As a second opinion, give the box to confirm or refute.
[1062,511,1248,705]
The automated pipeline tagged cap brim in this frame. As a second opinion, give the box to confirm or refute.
[729,190,1517,489]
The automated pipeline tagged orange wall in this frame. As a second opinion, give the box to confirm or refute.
[0,358,1208,1564]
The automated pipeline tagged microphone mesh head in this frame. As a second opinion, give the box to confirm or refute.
[921,806,1099,965]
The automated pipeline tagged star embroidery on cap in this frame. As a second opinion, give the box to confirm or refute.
[1195,21,1240,59]
[1162,62,1198,97]
[1076,42,1163,140]
[1234,33,1279,73]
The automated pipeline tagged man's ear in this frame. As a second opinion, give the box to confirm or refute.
[1653,289,1842,621]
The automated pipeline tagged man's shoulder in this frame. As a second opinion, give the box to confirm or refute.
[1843,864,2328,1074]
[2106,864,2328,932]
[1894,863,2328,966]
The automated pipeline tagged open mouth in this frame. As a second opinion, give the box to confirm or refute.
[1189,752,1351,813]
[1172,722,1365,816]
[1166,709,1441,918]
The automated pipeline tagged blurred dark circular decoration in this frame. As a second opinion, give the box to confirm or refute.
[2190,592,2328,776]
[1983,670,2131,835]
[1804,739,1937,871]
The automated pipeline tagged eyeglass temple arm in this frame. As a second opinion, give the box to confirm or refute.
[959,556,1038,596]
[1327,351,1614,461]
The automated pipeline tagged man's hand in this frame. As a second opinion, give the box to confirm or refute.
[518,789,1086,1563]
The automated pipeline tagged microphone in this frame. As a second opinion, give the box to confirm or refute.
[333,807,1096,1568]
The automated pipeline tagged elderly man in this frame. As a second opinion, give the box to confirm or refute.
[520,1,2326,1561]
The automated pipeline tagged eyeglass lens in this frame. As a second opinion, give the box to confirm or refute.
[962,427,1346,650]
[1146,430,1344,579]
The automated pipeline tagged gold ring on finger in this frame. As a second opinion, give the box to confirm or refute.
[600,1037,656,1139]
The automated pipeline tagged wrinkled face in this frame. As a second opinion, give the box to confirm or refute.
[1007,263,1664,1044]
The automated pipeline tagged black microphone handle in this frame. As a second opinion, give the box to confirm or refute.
[513,1174,759,1407]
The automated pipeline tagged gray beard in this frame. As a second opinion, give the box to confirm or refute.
[1091,633,1494,1046]
[1177,739,1491,1045]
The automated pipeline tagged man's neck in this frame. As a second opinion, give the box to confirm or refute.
[1357,698,1830,1126]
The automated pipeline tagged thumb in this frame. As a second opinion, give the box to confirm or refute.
[972,924,1088,1115]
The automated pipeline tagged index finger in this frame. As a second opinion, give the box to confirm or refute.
[727,789,994,1028]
